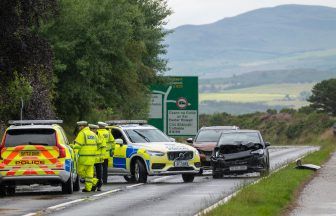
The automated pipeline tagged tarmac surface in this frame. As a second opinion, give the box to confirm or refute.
[290,152,336,216]
[0,146,318,216]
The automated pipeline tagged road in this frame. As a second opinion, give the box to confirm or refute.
[0,146,318,216]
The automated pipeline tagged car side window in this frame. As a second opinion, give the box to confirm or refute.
[111,128,127,144]
[58,127,69,145]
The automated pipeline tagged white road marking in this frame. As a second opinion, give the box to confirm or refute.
[22,213,37,216]
[47,199,85,210]
[26,183,145,215]
[126,183,144,188]
[92,188,121,197]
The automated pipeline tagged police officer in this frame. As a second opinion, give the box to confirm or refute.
[98,122,114,184]
[89,124,104,191]
[72,121,99,192]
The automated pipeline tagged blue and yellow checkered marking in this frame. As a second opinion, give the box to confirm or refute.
[126,147,139,158]
[113,146,140,169]
[113,158,126,169]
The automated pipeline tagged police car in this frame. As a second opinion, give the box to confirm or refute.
[0,120,79,196]
[106,120,201,183]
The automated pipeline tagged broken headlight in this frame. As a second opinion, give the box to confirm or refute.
[213,147,223,158]
[251,149,264,155]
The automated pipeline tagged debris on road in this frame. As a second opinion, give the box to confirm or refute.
[295,159,321,171]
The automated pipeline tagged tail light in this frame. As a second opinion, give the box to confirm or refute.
[0,133,6,160]
[55,132,66,158]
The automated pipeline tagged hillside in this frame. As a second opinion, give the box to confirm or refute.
[199,69,336,91]
[166,5,336,79]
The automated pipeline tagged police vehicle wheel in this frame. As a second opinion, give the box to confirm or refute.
[62,174,74,194]
[73,174,80,192]
[123,175,136,183]
[182,174,195,183]
[0,184,7,197]
[7,186,15,196]
[134,160,147,183]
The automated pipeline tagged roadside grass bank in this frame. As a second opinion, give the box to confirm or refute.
[200,111,335,145]
[206,138,336,216]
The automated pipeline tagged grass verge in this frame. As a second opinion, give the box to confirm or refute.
[206,140,335,216]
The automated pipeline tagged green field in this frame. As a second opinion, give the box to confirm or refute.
[200,83,314,109]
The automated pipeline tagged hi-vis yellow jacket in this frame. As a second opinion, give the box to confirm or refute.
[103,129,115,160]
[96,129,108,163]
[73,127,98,166]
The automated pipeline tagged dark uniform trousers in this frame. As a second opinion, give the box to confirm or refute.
[94,163,103,188]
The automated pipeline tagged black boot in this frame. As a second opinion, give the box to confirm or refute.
[91,186,97,192]
[82,189,90,192]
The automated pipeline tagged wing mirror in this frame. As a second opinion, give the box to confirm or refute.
[115,139,124,145]
[186,138,193,144]
[169,137,176,142]
[265,142,271,147]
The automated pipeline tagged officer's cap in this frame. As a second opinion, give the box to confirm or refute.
[89,124,99,129]
[77,121,88,126]
[98,122,108,128]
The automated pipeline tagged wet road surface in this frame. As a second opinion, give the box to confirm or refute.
[0,146,318,216]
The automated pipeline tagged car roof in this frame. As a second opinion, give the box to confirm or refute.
[221,129,260,134]
[7,124,58,130]
[200,126,239,130]
[112,124,157,130]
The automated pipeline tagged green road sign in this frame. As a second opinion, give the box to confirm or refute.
[148,76,199,137]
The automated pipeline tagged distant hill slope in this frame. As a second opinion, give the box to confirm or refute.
[166,5,336,78]
[199,69,336,91]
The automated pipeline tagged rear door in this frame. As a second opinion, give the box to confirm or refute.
[1,128,60,169]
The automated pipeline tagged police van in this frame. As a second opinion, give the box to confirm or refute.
[0,120,79,196]
[106,120,201,183]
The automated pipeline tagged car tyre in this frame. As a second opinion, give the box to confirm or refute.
[73,174,80,192]
[134,159,147,183]
[212,172,223,179]
[62,173,74,194]
[260,167,270,177]
[182,174,195,183]
[260,161,270,177]
[7,185,15,196]
[0,184,7,197]
[124,175,136,183]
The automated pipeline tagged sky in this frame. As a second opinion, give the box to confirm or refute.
[166,0,336,29]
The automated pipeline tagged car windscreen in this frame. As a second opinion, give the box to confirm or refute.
[4,129,56,147]
[195,129,227,142]
[218,132,261,145]
[125,129,171,143]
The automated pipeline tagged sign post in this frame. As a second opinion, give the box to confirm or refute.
[149,76,199,137]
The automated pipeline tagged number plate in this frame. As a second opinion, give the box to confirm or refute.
[174,160,189,167]
[229,166,247,171]
[20,151,40,156]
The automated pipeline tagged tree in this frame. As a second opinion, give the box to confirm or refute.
[41,0,171,122]
[0,0,57,121]
[308,79,336,115]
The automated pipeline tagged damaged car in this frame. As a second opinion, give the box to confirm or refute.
[187,126,239,173]
[211,130,270,178]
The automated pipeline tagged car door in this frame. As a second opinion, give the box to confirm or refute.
[108,128,129,174]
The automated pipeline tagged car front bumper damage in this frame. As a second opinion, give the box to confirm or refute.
[212,151,267,174]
